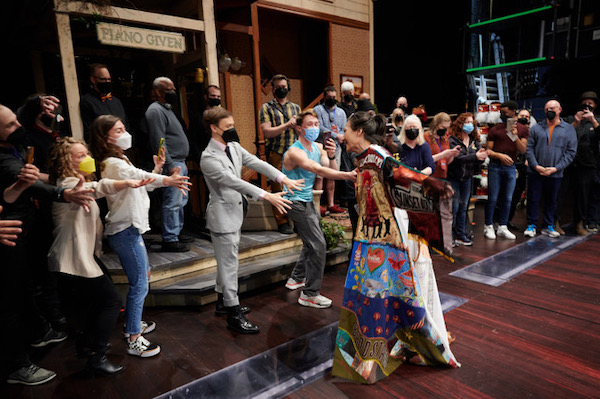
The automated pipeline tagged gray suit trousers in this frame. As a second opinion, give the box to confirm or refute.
[211,230,241,307]
[287,201,327,296]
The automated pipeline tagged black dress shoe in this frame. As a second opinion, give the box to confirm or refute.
[277,223,294,235]
[507,222,518,231]
[161,241,190,252]
[215,294,250,316]
[178,234,195,243]
[226,306,259,334]
[86,354,125,376]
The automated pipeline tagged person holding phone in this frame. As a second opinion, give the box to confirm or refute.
[484,101,528,240]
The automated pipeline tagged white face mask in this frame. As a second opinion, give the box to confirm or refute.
[114,131,132,150]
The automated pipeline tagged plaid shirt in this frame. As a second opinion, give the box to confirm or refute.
[259,99,301,155]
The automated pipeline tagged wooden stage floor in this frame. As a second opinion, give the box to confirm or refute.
[3,206,599,398]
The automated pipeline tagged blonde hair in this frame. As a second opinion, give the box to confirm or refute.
[391,108,405,128]
[399,114,425,145]
[427,112,451,141]
[48,137,94,184]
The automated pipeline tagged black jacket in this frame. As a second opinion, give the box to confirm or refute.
[447,135,484,181]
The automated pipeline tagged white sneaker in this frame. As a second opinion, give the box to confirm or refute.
[484,225,496,239]
[285,278,306,290]
[298,292,332,308]
[123,320,156,338]
[126,335,161,358]
[524,225,536,237]
[497,225,516,240]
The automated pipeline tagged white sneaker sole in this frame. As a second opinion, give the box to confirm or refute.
[127,345,161,358]
[7,373,56,386]
[285,281,305,290]
[298,297,332,309]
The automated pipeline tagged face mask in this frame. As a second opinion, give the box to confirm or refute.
[405,128,419,140]
[221,127,240,143]
[343,94,353,103]
[462,123,474,134]
[7,126,27,145]
[114,131,132,150]
[40,114,55,128]
[545,110,556,120]
[517,117,529,125]
[394,115,403,124]
[207,97,221,107]
[164,90,178,105]
[78,155,96,174]
[399,105,408,113]
[274,87,288,99]
[436,128,446,137]
[96,81,112,95]
[304,127,319,142]
[500,114,508,123]
[324,98,336,108]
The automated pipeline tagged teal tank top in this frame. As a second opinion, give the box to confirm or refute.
[283,141,321,202]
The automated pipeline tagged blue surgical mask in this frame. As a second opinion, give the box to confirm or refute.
[462,123,474,134]
[304,127,320,142]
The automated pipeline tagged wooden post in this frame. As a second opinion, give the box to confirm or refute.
[328,22,333,86]
[368,0,375,100]
[201,0,219,86]
[251,3,267,190]
[55,11,83,139]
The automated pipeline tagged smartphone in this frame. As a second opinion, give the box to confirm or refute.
[157,137,165,157]
[26,146,35,164]
[50,105,63,131]
[506,117,515,132]
[322,130,332,143]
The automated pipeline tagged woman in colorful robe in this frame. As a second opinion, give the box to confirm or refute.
[332,112,459,384]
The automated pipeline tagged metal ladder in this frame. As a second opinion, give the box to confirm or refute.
[471,32,510,104]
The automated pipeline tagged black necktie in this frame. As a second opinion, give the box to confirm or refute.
[225,146,234,164]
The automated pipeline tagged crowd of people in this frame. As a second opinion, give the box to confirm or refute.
[1,63,598,386]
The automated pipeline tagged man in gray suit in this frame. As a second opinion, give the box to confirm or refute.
[200,107,304,333]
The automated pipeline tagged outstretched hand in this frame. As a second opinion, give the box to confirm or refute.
[166,166,192,195]
[153,147,166,173]
[63,176,95,213]
[264,191,292,215]
[127,177,156,188]
[282,177,304,195]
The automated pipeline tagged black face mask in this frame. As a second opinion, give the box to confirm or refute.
[207,97,221,107]
[164,90,178,105]
[7,126,27,146]
[517,117,529,125]
[274,87,288,99]
[500,114,508,123]
[394,115,403,124]
[96,81,112,95]
[222,127,240,143]
[546,110,557,121]
[343,94,353,103]
[324,98,336,108]
[399,105,408,113]
[405,128,419,140]
[40,114,55,128]
[436,128,446,137]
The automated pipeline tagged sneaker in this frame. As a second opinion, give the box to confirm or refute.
[320,206,329,217]
[483,225,496,239]
[278,223,294,234]
[586,224,599,233]
[497,225,516,240]
[298,292,332,308]
[285,278,306,290]
[524,224,536,237]
[455,236,473,246]
[178,234,195,243]
[542,225,560,238]
[124,320,156,338]
[161,241,190,252]
[126,335,161,358]
[7,364,56,386]
[327,205,345,214]
[31,328,68,348]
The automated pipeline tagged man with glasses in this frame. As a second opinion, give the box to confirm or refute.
[80,63,129,142]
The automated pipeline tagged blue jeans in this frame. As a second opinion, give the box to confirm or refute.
[108,225,149,335]
[485,162,517,226]
[162,161,189,242]
[526,173,562,227]
[449,178,472,239]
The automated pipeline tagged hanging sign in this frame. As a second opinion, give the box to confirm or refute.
[96,22,186,53]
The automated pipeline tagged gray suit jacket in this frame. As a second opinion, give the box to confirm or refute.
[200,139,283,233]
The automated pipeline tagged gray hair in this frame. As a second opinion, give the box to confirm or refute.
[399,114,425,145]
[341,81,354,93]
[153,77,172,89]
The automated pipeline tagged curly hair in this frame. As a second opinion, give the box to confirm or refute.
[88,114,125,173]
[48,137,94,184]
[450,112,479,141]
